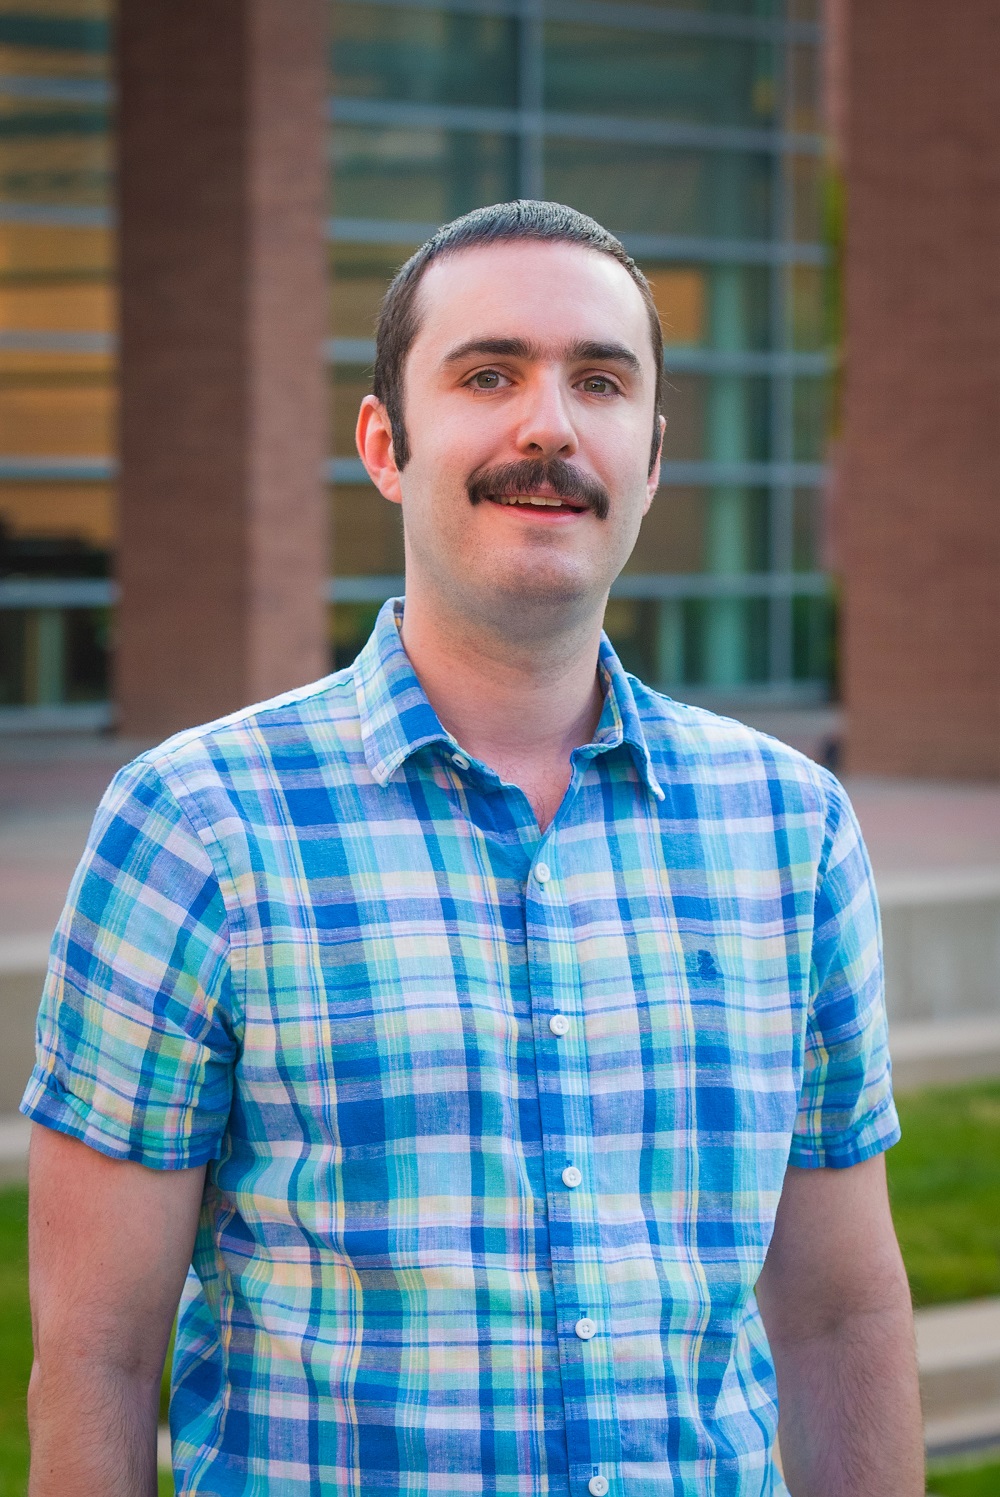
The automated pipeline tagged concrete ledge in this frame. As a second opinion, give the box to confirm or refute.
[891,1018,1000,1091]
[879,872,1000,1025]
[917,1298,1000,1457]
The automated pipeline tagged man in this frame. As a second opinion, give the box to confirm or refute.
[24,201,923,1496]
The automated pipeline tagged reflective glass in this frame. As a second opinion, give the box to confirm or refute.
[543,142,772,240]
[627,486,705,574]
[625,483,769,575]
[793,592,834,681]
[792,374,829,461]
[333,5,517,109]
[591,0,781,15]
[0,92,110,206]
[787,43,822,133]
[792,486,823,571]
[790,150,823,242]
[660,373,770,461]
[333,124,517,225]
[643,265,706,344]
[682,596,770,686]
[331,363,373,457]
[331,601,384,672]
[544,27,778,128]
[790,263,826,350]
[331,483,405,577]
[330,242,416,340]
[0,2,108,82]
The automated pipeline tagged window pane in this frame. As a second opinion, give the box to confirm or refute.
[331,482,404,576]
[0,482,114,564]
[627,486,706,573]
[790,151,823,243]
[331,363,373,457]
[792,486,824,571]
[591,0,781,16]
[792,375,829,461]
[0,6,109,84]
[0,95,110,207]
[625,483,770,574]
[787,43,822,133]
[544,27,778,129]
[793,592,834,682]
[643,265,706,345]
[330,242,416,340]
[331,601,384,672]
[334,124,517,225]
[544,143,772,240]
[333,5,517,110]
[790,263,826,350]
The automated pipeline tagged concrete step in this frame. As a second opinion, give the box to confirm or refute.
[917,1298,1000,1456]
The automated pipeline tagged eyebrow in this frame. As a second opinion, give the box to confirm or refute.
[440,335,644,377]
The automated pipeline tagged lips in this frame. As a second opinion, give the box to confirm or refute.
[487,493,587,511]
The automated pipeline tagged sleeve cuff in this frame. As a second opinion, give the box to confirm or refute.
[787,1093,901,1170]
[20,1066,222,1172]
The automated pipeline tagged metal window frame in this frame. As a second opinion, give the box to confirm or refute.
[331,97,823,156]
[336,0,821,45]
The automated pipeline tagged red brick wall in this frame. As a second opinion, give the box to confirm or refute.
[116,0,330,739]
[839,0,1000,779]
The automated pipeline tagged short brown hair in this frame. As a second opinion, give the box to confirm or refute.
[372,200,664,474]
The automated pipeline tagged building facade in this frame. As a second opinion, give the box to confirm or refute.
[0,0,831,728]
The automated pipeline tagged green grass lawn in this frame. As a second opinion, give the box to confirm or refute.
[887,1080,1000,1306]
[0,1078,997,1492]
[926,1452,1000,1496]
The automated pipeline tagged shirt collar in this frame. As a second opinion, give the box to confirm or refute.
[354,597,664,801]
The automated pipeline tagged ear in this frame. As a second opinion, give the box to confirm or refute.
[356,395,403,506]
[645,414,666,512]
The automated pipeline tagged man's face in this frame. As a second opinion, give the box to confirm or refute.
[359,240,662,634]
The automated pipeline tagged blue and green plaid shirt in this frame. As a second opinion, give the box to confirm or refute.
[23,599,898,1496]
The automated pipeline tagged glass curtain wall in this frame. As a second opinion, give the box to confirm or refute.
[328,0,833,701]
[0,0,113,721]
[0,0,830,719]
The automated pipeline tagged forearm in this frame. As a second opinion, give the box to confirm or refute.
[27,1354,161,1497]
[772,1299,924,1497]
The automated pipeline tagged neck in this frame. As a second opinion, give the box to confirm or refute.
[398,584,606,825]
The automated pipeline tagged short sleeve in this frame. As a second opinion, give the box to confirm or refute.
[20,757,239,1169]
[789,777,900,1169]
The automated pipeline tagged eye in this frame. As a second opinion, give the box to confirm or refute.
[581,376,617,395]
[470,369,504,389]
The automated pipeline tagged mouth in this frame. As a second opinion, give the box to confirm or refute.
[467,459,611,520]
[486,493,589,513]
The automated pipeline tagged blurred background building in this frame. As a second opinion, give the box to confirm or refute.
[0,0,996,780]
[0,0,834,730]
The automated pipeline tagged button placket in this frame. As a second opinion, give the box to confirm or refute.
[525,835,622,1489]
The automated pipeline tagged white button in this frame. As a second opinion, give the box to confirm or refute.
[451,753,469,771]
[534,862,551,884]
[589,1478,610,1497]
[562,1165,582,1189]
[574,1317,597,1341]
[549,1014,570,1037]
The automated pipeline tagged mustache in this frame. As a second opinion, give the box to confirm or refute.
[466,458,610,521]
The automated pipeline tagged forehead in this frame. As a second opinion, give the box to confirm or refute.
[411,240,654,363]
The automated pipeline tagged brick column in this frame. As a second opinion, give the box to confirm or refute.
[839,0,1000,778]
[116,0,329,739]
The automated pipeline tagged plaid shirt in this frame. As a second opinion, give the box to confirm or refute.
[23,599,898,1497]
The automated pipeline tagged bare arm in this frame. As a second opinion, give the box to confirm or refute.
[27,1123,206,1497]
[755,1154,923,1497]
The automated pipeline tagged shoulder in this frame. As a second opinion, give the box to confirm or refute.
[628,675,843,823]
[105,668,362,833]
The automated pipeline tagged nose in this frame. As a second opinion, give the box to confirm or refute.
[513,368,578,459]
